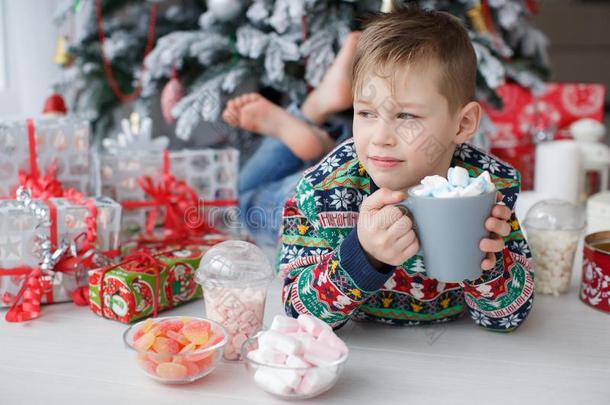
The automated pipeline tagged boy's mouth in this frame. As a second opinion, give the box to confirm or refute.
[369,155,404,168]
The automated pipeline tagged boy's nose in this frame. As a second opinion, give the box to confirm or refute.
[371,120,398,147]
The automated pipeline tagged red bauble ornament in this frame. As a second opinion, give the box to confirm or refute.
[42,92,68,116]
[160,72,184,124]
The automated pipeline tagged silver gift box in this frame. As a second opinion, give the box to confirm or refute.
[96,148,239,240]
[0,196,121,307]
[0,117,92,197]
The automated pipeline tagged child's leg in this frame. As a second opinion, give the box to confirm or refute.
[301,31,360,125]
[235,98,338,194]
[238,137,304,194]
[239,170,303,246]
[223,93,334,161]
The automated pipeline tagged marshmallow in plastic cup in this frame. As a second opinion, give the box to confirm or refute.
[196,241,274,360]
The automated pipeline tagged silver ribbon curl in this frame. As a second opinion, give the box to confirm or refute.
[15,187,115,286]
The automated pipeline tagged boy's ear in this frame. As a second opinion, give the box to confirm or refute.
[454,101,482,144]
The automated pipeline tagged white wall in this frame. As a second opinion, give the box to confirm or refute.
[0,0,63,118]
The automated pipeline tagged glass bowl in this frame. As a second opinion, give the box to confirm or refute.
[240,332,348,399]
[123,316,228,384]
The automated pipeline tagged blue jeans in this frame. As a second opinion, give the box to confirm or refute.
[238,104,351,246]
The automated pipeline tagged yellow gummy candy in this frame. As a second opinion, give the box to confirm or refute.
[140,318,156,333]
[156,362,188,380]
[134,331,156,351]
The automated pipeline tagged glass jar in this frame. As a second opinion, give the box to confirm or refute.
[524,200,586,296]
[195,240,273,360]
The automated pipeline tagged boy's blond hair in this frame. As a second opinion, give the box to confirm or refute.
[352,7,477,112]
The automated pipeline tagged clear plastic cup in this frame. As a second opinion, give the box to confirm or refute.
[524,200,586,296]
[196,240,273,360]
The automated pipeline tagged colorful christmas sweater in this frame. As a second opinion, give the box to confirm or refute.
[276,138,535,332]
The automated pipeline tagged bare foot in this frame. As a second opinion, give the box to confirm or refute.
[222,93,334,161]
[302,31,361,125]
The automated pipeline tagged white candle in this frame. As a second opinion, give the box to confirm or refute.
[534,140,582,205]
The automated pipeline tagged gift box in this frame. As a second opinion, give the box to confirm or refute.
[0,191,121,315]
[88,247,207,323]
[96,148,239,240]
[0,117,91,198]
[483,83,606,190]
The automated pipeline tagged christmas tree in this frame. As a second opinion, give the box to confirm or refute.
[53,0,205,140]
[57,0,550,143]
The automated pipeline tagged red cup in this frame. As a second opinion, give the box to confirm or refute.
[580,231,610,313]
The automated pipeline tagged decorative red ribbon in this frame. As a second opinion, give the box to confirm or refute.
[122,150,238,239]
[15,118,65,199]
[97,250,171,320]
[95,0,157,102]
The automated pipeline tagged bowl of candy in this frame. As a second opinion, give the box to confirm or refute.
[123,316,228,384]
[241,314,349,399]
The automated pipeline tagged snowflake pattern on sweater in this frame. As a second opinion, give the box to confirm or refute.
[276,138,535,332]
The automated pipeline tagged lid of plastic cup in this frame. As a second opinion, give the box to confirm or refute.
[195,240,274,287]
[524,199,585,232]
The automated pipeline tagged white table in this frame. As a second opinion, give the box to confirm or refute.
[1,256,609,405]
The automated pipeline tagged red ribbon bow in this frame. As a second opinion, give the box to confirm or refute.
[3,244,104,322]
[123,150,238,239]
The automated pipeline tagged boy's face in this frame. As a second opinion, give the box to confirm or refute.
[353,63,476,192]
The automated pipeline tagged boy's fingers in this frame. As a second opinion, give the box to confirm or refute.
[491,204,512,221]
[387,217,414,239]
[374,205,406,229]
[481,252,496,270]
[485,217,512,237]
[480,236,504,253]
[362,188,405,212]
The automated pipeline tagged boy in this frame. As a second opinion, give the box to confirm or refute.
[277,8,534,332]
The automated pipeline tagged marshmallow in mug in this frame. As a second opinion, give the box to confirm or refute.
[247,315,348,397]
[412,167,496,198]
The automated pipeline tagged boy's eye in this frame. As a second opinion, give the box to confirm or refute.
[397,112,416,120]
[357,111,375,119]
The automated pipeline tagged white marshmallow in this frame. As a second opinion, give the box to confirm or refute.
[270,315,300,334]
[448,167,470,188]
[297,367,338,396]
[415,168,495,199]
[254,367,295,395]
[421,175,449,195]
[421,175,449,190]
[285,355,311,369]
[285,355,312,376]
[258,330,301,356]
[317,329,349,356]
[248,348,288,365]
[297,314,332,338]
[273,368,302,390]
[410,185,428,197]
[459,178,486,197]
[287,332,316,355]
[432,187,460,198]
[303,339,343,366]
[476,171,496,192]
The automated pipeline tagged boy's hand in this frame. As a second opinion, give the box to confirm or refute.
[357,188,420,268]
[480,192,513,270]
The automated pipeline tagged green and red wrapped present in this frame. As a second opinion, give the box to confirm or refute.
[89,248,206,323]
